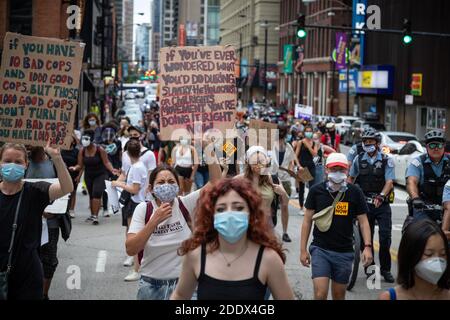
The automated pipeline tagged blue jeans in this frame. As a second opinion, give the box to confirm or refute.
[195,170,209,189]
[137,276,178,300]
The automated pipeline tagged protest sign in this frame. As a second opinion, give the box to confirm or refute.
[294,104,313,120]
[0,32,85,149]
[158,46,237,141]
[248,119,278,150]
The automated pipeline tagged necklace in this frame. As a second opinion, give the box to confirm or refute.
[219,242,249,267]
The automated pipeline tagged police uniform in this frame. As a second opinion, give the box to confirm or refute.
[349,152,395,275]
[347,142,363,163]
[444,180,450,204]
[405,153,450,221]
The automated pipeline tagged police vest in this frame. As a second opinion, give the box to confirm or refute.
[356,142,364,155]
[419,154,450,205]
[355,152,387,195]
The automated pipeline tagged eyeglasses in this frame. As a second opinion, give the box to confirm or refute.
[427,142,444,150]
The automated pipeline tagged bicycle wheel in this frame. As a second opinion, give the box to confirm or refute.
[347,222,361,291]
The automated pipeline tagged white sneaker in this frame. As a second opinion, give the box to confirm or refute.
[299,209,305,216]
[123,256,134,267]
[124,271,140,282]
[103,209,110,218]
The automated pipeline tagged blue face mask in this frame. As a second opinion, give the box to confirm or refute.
[1,163,26,182]
[305,132,314,139]
[286,134,292,142]
[363,143,376,154]
[214,211,249,244]
[105,143,118,155]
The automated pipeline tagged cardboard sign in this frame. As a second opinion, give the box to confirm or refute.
[0,32,85,149]
[158,46,237,141]
[248,119,278,150]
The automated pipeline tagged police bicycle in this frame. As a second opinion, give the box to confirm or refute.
[402,202,444,234]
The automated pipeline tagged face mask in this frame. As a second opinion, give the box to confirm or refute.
[305,132,313,139]
[88,120,97,127]
[214,211,249,244]
[0,163,26,182]
[153,183,180,203]
[105,143,118,155]
[328,171,347,184]
[81,137,91,147]
[180,139,189,146]
[415,257,447,285]
[363,143,376,153]
[286,134,292,141]
[326,180,348,193]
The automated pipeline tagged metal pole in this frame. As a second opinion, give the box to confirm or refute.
[100,0,105,122]
[264,21,268,102]
[346,44,349,115]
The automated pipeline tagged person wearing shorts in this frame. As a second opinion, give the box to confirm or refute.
[69,129,117,225]
[300,153,373,300]
[172,137,198,195]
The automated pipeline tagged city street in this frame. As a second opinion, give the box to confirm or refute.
[50,145,408,300]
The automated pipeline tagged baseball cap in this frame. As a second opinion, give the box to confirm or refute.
[326,122,335,129]
[326,153,348,168]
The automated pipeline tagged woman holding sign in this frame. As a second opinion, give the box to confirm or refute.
[0,141,73,300]
[125,139,222,300]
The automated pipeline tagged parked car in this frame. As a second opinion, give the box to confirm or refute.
[392,140,425,186]
[334,116,362,136]
[343,120,386,145]
[125,92,135,100]
[379,131,419,155]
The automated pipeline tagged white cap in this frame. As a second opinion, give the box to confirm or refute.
[326,122,335,129]
[325,152,348,168]
[246,146,268,160]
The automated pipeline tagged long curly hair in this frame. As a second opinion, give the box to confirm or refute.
[179,178,286,263]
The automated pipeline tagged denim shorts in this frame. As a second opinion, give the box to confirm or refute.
[137,276,178,300]
[309,245,354,284]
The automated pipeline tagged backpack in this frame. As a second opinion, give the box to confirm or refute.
[137,199,192,265]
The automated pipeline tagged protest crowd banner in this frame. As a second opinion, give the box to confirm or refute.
[0,32,85,149]
[158,46,237,141]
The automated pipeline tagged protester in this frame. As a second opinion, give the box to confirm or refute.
[61,134,81,219]
[122,126,157,174]
[300,153,373,300]
[312,131,335,186]
[379,219,449,300]
[321,122,341,153]
[171,136,199,195]
[295,125,318,213]
[0,142,73,300]
[170,178,295,300]
[82,113,102,144]
[125,146,222,300]
[147,120,161,163]
[69,130,118,225]
[112,140,148,281]
[118,117,131,150]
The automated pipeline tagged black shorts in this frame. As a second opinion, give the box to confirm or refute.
[85,173,107,199]
[39,228,60,279]
[122,200,140,227]
[175,166,193,179]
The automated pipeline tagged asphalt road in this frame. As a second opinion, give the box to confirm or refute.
[50,144,408,300]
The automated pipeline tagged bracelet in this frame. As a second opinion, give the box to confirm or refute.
[364,244,372,248]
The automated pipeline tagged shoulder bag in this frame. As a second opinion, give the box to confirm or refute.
[312,191,344,232]
[0,189,24,300]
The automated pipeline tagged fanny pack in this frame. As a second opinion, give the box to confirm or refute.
[312,191,344,232]
[0,189,24,300]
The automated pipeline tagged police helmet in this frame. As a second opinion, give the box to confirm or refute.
[361,128,380,142]
[424,129,445,143]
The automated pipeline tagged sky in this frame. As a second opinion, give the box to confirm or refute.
[134,0,152,24]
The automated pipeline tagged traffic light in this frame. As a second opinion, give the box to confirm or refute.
[297,14,306,39]
[402,19,412,45]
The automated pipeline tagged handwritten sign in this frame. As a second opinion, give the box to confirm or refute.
[158,46,237,140]
[0,32,85,149]
[248,119,278,150]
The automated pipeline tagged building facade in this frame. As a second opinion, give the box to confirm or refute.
[220,0,281,104]
[135,23,151,70]
[205,0,220,45]
[162,0,179,46]
[122,0,134,60]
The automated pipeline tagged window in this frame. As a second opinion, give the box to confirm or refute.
[335,118,342,124]
[427,107,446,130]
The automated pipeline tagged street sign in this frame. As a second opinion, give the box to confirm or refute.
[405,94,414,105]
[411,73,423,96]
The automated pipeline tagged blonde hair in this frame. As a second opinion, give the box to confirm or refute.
[0,143,28,163]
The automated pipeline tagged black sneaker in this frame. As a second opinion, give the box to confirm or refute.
[282,233,292,242]
[381,271,395,283]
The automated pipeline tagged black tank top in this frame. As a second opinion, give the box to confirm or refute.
[299,140,315,168]
[83,146,106,176]
[197,244,267,300]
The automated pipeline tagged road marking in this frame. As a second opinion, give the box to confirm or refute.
[394,188,409,201]
[95,250,108,273]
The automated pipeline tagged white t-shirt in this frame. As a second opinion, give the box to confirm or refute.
[127,161,148,203]
[128,189,201,279]
[122,146,156,174]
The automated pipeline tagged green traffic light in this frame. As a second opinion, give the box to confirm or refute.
[403,34,412,44]
[297,29,307,39]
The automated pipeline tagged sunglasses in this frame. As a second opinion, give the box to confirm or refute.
[427,142,444,150]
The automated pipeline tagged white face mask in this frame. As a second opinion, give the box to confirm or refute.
[328,171,347,184]
[81,137,91,147]
[180,139,189,146]
[415,257,447,285]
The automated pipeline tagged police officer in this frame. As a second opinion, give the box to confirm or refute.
[348,128,395,283]
[347,128,382,166]
[406,129,450,232]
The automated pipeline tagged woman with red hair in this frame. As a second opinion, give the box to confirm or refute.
[171,178,295,300]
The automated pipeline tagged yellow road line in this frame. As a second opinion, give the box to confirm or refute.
[289,199,398,262]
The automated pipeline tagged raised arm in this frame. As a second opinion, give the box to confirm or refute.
[46,141,74,201]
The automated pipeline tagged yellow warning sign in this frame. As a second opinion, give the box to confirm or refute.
[335,202,349,216]
[223,142,237,157]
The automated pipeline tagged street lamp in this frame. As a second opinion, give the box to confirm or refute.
[260,20,269,102]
